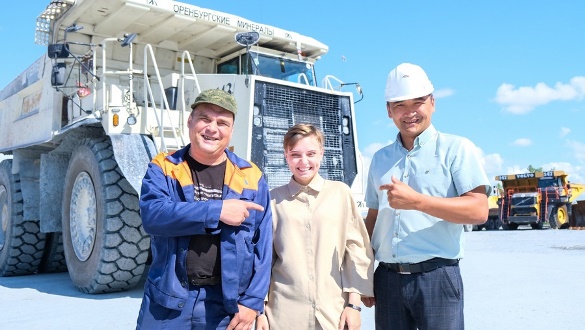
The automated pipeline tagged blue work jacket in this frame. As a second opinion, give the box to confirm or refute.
[139,145,273,314]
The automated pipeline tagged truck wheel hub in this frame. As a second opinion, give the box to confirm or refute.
[69,172,97,262]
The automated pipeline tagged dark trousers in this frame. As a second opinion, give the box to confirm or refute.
[374,263,464,330]
[137,283,231,329]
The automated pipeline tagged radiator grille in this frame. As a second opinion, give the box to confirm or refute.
[251,81,357,190]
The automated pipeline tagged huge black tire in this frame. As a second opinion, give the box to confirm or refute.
[485,218,496,230]
[62,137,150,293]
[549,205,569,230]
[0,160,46,276]
[40,232,67,273]
[502,222,519,230]
[531,221,544,230]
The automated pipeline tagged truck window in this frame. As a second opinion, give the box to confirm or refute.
[221,51,316,86]
[217,57,239,74]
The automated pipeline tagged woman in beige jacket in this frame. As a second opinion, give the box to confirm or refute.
[256,124,374,330]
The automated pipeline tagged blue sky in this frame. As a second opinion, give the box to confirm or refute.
[2,1,585,191]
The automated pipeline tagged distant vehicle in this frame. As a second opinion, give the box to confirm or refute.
[464,186,502,232]
[496,171,584,230]
[0,0,365,293]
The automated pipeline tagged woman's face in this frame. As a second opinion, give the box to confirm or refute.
[284,135,324,186]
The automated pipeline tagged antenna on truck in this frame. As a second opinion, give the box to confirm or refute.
[235,31,260,87]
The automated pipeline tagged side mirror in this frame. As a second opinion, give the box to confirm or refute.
[121,33,137,47]
[48,44,70,59]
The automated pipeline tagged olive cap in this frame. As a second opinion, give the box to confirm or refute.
[190,89,238,115]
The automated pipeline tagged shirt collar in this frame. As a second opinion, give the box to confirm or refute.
[395,124,437,150]
[286,173,325,196]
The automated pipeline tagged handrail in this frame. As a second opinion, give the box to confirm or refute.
[142,44,182,153]
[297,73,310,85]
[321,75,344,91]
[179,50,201,113]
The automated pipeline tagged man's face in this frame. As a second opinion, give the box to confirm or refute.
[386,94,435,139]
[187,103,234,164]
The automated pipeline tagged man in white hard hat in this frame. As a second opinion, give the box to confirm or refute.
[361,63,491,330]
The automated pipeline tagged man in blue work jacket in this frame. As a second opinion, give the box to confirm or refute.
[137,89,272,329]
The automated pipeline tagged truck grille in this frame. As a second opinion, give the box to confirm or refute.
[251,81,357,189]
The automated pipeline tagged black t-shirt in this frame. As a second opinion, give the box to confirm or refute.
[184,152,226,284]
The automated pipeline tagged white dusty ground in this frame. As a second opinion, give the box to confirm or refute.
[1,227,584,329]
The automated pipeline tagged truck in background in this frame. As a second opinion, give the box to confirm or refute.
[496,171,584,230]
[0,0,365,293]
[463,186,502,232]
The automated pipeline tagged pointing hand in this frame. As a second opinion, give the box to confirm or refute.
[379,175,420,210]
[220,199,264,226]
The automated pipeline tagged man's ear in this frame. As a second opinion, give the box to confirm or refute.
[386,102,393,118]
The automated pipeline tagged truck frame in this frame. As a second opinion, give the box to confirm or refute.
[0,0,365,293]
[496,170,584,230]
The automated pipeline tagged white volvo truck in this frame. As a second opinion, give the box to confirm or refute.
[0,0,365,293]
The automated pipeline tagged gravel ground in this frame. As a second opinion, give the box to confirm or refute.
[1,227,584,329]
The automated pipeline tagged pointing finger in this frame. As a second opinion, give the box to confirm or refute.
[379,184,392,191]
[245,202,264,212]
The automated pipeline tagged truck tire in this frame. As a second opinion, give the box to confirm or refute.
[549,205,568,229]
[40,232,67,273]
[494,218,503,230]
[62,137,150,293]
[0,160,46,276]
[531,221,544,230]
[502,222,519,230]
[485,218,496,230]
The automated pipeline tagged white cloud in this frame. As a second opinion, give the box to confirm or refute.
[481,152,504,182]
[541,161,585,184]
[505,165,529,175]
[511,138,532,147]
[567,140,585,164]
[560,127,571,138]
[494,76,585,114]
[433,88,454,99]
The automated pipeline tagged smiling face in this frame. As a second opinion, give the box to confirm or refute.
[187,103,234,165]
[387,94,435,149]
[285,135,324,186]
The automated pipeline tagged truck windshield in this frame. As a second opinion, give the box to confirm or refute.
[217,51,316,86]
[247,52,315,86]
[538,178,560,189]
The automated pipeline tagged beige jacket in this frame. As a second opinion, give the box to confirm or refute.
[266,174,374,329]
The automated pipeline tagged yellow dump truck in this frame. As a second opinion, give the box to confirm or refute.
[465,186,501,231]
[496,171,584,229]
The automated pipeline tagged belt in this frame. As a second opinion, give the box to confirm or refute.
[380,258,459,274]
[188,275,221,286]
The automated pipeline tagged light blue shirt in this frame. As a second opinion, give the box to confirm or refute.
[365,125,491,263]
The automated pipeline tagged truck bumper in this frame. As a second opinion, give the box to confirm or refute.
[507,216,538,224]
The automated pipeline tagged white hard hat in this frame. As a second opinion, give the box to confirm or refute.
[385,63,434,102]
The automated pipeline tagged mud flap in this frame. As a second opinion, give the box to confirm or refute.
[109,134,157,196]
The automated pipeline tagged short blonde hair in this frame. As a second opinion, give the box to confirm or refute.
[283,123,324,151]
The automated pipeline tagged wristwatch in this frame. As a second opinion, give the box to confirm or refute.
[346,303,362,312]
